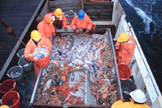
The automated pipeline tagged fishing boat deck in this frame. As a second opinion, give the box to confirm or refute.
[0,0,43,73]
[1,0,161,107]
[0,1,44,107]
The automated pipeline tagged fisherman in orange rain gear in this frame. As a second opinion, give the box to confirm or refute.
[24,30,52,82]
[52,8,68,32]
[70,10,96,34]
[115,32,136,65]
[37,13,55,40]
[111,89,151,108]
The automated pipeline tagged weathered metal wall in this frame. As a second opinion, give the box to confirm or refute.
[48,0,82,13]
[84,1,113,21]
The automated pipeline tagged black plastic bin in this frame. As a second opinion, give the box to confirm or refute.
[121,79,136,101]
[17,48,25,58]
[18,56,33,72]
[7,66,23,81]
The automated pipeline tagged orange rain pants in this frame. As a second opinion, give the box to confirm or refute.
[111,99,150,108]
[24,38,52,81]
[70,14,96,30]
[115,35,136,65]
[37,13,55,40]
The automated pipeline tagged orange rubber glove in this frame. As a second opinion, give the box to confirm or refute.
[86,30,89,33]
[75,30,80,34]
[41,45,48,49]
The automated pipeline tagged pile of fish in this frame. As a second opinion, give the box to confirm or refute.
[35,33,118,106]
[29,46,49,60]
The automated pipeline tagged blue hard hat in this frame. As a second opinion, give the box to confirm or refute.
[78,10,85,20]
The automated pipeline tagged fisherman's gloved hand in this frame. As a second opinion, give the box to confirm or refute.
[86,30,90,33]
[42,45,48,49]
[74,28,79,34]
[86,29,90,33]
[75,30,79,34]
[64,27,68,31]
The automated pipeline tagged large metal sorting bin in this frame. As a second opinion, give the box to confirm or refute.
[30,30,123,108]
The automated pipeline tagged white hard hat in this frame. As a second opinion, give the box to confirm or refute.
[130,89,146,103]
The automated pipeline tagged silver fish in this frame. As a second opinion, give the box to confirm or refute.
[43,79,52,92]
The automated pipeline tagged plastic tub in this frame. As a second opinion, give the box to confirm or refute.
[121,79,136,101]
[18,56,33,72]
[35,54,50,68]
[118,64,131,80]
[17,48,25,58]
[1,91,20,108]
[7,66,23,81]
[63,10,75,25]
[0,79,17,95]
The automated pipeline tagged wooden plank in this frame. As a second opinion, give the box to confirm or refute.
[48,0,82,9]
[86,12,112,16]
[49,4,81,9]
[90,16,112,21]
[84,5,113,9]
[92,18,112,21]
[90,16,112,20]
[49,7,80,13]
[93,21,112,25]
[48,0,82,12]
[84,1,113,6]
[85,8,113,13]
[48,0,81,5]
[90,14,112,21]
[90,14,112,18]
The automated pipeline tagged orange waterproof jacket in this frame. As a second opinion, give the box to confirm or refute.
[111,99,150,108]
[52,11,67,28]
[115,35,136,65]
[37,13,55,40]
[24,38,52,61]
[70,14,94,30]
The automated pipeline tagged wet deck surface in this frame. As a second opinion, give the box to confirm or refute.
[0,0,41,70]
[17,67,35,108]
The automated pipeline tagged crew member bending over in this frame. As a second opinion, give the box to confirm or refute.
[70,10,96,34]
